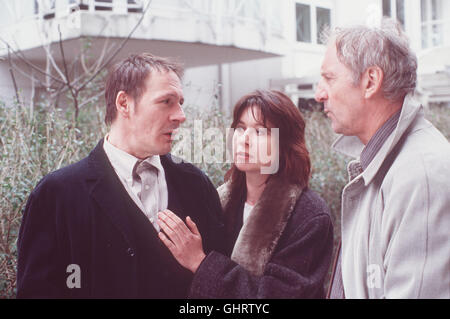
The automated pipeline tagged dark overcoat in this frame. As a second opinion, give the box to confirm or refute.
[189,177,334,299]
[17,139,225,298]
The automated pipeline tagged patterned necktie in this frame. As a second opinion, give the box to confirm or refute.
[133,160,160,229]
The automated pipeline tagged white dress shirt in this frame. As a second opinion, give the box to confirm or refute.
[103,136,168,231]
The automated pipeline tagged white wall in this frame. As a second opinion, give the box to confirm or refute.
[183,56,283,114]
[0,0,35,28]
[228,57,283,109]
[183,65,220,112]
[334,0,381,27]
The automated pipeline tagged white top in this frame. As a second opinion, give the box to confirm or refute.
[243,202,254,224]
[103,136,168,231]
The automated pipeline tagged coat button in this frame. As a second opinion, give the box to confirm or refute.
[127,248,135,257]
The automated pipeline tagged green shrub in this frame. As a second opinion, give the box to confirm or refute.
[0,102,107,298]
[1,96,448,298]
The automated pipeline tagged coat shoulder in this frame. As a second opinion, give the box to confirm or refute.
[32,157,90,196]
[291,188,332,225]
[162,154,213,185]
[384,124,450,189]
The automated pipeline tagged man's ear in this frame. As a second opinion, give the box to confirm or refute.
[115,91,133,119]
[363,66,384,99]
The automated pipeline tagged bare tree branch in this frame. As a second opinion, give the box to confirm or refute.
[7,49,21,105]
[0,38,66,85]
[57,24,79,120]
[77,0,153,93]
[78,90,104,109]
[41,41,67,82]
[1,0,153,122]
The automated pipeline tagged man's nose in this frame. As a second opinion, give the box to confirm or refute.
[170,104,186,124]
[314,82,328,103]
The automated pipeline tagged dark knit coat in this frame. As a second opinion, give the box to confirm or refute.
[189,177,334,299]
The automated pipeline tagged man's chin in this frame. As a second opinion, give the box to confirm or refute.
[159,143,173,155]
[330,121,341,134]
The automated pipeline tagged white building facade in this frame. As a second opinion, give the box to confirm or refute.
[0,0,449,111]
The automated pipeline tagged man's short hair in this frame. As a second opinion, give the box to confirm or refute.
[323,19,417,102]
[104,53,184,125]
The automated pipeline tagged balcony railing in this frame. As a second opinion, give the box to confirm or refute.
[76,0,143,13]
[34,0,145,19]
[29,0,284,36]
[1,0,287,57]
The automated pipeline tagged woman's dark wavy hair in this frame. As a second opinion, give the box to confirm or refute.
[223,90,311,239]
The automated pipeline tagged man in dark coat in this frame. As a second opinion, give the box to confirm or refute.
[16,53,225,298]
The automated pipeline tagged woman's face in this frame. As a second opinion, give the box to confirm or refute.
[232,106,279,174]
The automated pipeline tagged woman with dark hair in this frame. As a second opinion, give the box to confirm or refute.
[158,90,334,298]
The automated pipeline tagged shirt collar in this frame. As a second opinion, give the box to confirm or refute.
[360,110,401,170]
[332,94,423,186]
[103,135,163,181]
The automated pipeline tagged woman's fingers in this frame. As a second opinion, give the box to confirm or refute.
[157,211,206,273]
[158,231,175,252]
[157,213,183,246]
[157,209,197,248]
[162,209,192,237]
[159,209,190,237]
[186,216,200,236]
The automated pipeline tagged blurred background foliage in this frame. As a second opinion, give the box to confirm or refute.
[0,91,449,297]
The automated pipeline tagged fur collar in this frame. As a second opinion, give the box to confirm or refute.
[217,177,303,276]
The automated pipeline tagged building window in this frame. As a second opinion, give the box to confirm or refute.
[421,0,447,49]
[296,3,311,43]
[316,7,331,44]
[382,0,405,26]
[296,2,331,45]
[34,0,56,19]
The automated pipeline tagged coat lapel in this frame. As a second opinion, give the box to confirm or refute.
[86,145,185,249]
[160,154,184,218]
[219,177,303,276]
[85,139,144,250]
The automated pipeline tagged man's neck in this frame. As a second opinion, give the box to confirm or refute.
[359,98,403,145]
[107,126,145,159]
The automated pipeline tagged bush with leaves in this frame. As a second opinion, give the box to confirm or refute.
[1,92,448,298]
[0,101,107,298]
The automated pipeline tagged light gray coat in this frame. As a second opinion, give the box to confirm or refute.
[334,94,450,298]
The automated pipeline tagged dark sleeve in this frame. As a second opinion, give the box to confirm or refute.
[200,174,227,256]
[189,213,333,299]
[16,186,68,298]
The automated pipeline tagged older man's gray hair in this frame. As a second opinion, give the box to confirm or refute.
[323,19,417,102]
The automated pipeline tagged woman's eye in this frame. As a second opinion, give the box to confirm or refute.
[256,128,267,136]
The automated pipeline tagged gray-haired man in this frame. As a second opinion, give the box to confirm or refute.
[316,20,450,298]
